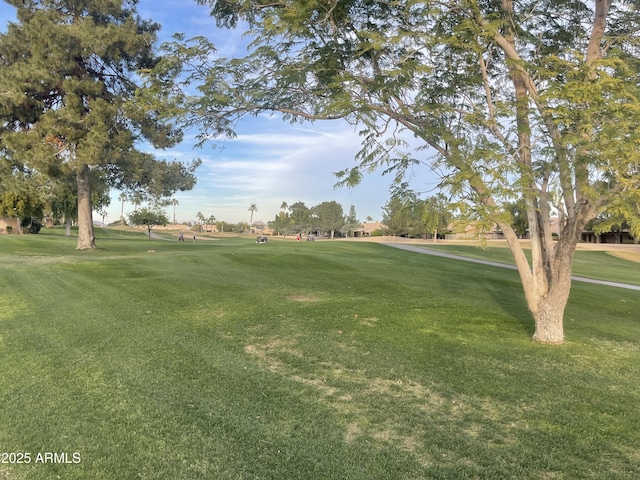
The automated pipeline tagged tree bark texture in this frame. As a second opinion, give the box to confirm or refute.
[531,240,577,344]
[76,164,96,250]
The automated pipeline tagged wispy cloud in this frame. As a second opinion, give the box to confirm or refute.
[0,0,440,225]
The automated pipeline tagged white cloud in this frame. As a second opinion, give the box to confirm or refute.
[108,110,440,225]
[0,0,440,226]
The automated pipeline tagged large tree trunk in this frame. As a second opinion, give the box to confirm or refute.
[532,295,567,344]
[76,164,96,250]
[501,218,581,344]
[495,0,570,344]
[530,240,576,344]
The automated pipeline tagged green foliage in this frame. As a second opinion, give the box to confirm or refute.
[313,200,344,238]
[235,221,249,233]
[591,177,640,239]
[416,194,451,239]
[504,199,529,238]
[381,190,450,239]
[268,200,360,237]
[288,201,313,233]
[112,153,202,203]
[381,196,412,237]
[341,204,361,237]
[20,217,42,234]
[168,4,640,227]
[0,182,44,219]
[216,220,231,232]
[0,0,199,248]
[128,207,169,238]
[129,207,169,227]
[171,0,640,341]
[269,203,294,236]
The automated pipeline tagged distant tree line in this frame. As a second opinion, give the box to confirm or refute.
[380,192,452,240]
[264,194,455,240]
[268,201,359,238]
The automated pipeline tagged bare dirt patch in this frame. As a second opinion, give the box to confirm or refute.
[0,466,15,480]
[244,338,305,373]
[1,255,78,266]
[185,307,226,327]
[359,316,379,327]
[287,295,321,302]
[243,335,480,461]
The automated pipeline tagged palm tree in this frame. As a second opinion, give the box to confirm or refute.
[207,214,216,232]
[119,192,127,226]
[196,211,206,231]
[248,203,257,232]
[131,191,144,212]
[171,198,179,224]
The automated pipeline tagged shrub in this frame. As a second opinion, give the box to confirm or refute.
[20,217,42,234]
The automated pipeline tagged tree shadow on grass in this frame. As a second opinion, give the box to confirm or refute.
[467,268,536,338]
[381,244,535,338]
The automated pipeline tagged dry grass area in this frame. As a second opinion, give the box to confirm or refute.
[607,250,640,263]
[243,336,442,459]
[243,334,523,466]
[286,295,321,302]
[354,235,640,259]
[572,241,640,263]
[0,468,14,480]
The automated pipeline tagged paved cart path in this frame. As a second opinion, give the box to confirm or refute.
[383,243,640,292]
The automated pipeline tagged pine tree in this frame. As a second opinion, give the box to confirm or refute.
[0,0,196,249]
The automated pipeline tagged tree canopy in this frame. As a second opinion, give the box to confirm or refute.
[314,200,344,238]
[128,207,169,239]
[0,0,199,249]
[154,0,640,343]
[341,205,360,237]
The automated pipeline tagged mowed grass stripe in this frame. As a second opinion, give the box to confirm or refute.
[0,229,639,479]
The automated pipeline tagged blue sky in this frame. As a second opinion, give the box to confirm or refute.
[1,0,438,225]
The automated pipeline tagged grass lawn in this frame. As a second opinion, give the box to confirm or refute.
[1,229,639,479]
[411,242,640,287]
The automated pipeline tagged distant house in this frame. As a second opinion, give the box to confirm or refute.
[445,217,562,241]
[354,222,386,237]
[581,228,635,244]
[1,216,55,233]
[252,220,267,233]
[0,216,20,233]
[553,217,635,244]
[445,224,504,240]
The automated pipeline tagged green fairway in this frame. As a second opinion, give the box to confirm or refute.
[1,229,639,479]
